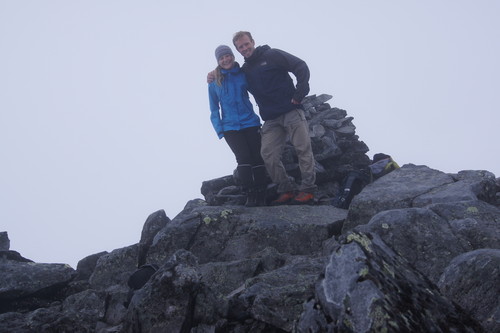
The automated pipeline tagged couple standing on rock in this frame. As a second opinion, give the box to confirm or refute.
[208,31,316,207]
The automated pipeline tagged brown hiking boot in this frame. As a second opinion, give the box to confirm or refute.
[290,191,314,205]
[270,191,296,206]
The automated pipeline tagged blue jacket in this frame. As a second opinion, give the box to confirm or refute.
[242,45,310,121]
[208,63,261,139]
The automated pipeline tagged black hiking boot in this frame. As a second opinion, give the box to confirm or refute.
[245,188,267,207]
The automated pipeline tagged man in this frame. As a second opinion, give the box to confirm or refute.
[232,31,316,205]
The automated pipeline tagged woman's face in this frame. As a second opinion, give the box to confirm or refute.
[218,54,235,70]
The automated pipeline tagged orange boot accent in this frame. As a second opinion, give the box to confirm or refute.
[270,191,296,206]
[290,192,314,205]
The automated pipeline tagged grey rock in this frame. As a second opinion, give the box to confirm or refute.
[146,205,346,265]
[60,289,107,329]
[315,232,484,332]
[322,116,354,130]
[198,247,287,297]
[13,306,62,333]
[0,260,76,302]
[429,200,500,250]
[296,299,329,333]
[413,169,497,207]
[101,284,129,326]
[0,231,9,251]
[438,249,500,333]
[0,291,107,333]
[89,244,139,290]
[200,175,236,205]
[345,164,458,231]
[137,209,170,267]
[0,312,28,333]
[120,250,203,333]
[16,291,105,333]
[310,124,326,137]
[75,251,108,281]
[228,255,326,332]
[302,93,333,110]
[356,207,468,283]
[0,250,33,263]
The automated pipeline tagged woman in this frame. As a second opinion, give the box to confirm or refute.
[208,45,267,206]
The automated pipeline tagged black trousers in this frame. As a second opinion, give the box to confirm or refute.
[224,126,264,167]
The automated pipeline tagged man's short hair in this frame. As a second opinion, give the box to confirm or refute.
[232,31,253,46]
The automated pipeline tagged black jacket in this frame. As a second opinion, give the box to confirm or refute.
[242,45,310,121]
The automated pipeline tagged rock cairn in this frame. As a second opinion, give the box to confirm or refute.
[201,94,372,206]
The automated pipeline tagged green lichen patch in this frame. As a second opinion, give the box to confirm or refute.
[466,206,479,214]
[346,233,373,253]
[220,209,233,219]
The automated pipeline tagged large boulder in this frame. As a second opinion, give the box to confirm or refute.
[120,250,203,333]
[75,251,108,281]
[428,200,500,249]
[137,209,170,267]
[146,204,346,265]
[355,207,464,283]
[344,165,497,232]
[0,289,106,333]
[413,169,498,207]
[0,259,76,313]
[304,232,484,332]
[438,249,500,333]
[227,255,327,332]
[354,199,500,283]
[89,244,139,290]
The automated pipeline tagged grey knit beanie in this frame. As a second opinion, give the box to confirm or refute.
[215,45,234,61]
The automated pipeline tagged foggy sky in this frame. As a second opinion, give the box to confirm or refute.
[1,0,499,268]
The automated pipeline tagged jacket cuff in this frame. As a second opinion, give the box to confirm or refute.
[293,93,304,103]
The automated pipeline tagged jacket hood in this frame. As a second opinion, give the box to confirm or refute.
[245,45,271,64]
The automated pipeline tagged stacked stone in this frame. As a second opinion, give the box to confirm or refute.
[201,94,371,205]
[0,232,9,251]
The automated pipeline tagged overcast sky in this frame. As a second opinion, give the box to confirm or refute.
[1,1,499,268]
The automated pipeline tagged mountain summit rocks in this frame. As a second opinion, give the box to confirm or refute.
[1,95,499,332]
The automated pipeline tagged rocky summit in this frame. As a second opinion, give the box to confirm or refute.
[1,94,499,333]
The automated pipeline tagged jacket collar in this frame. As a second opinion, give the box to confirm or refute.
[245,45,271,64]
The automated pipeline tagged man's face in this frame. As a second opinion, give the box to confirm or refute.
[234,35,255,59]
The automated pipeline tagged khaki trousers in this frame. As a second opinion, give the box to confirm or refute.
[261,109,316,193]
